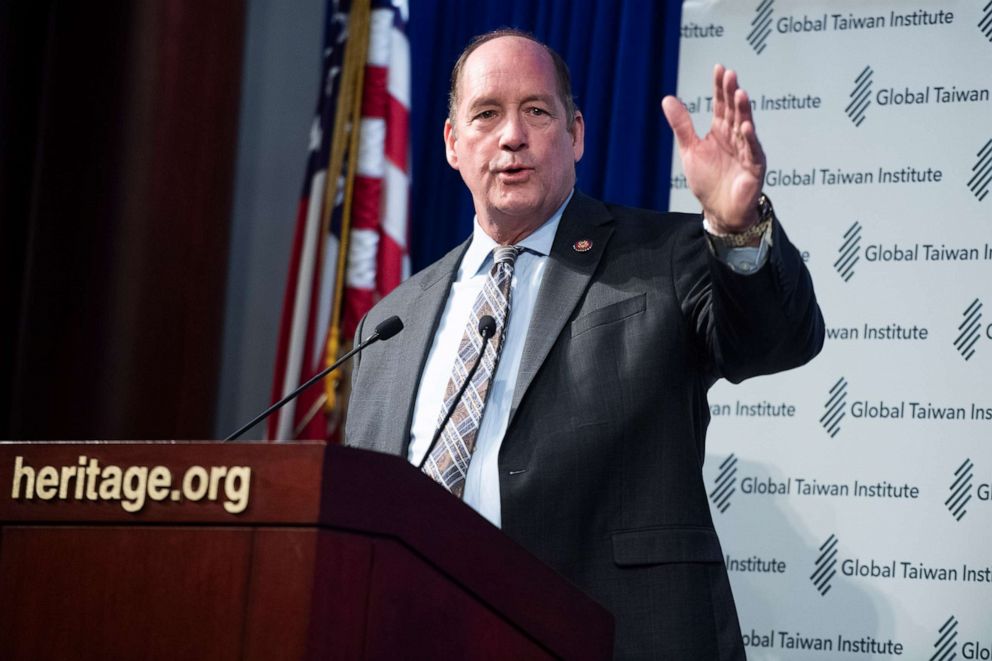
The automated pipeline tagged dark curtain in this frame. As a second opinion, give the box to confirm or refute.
[0,0,245,439]
[408,0,683,271]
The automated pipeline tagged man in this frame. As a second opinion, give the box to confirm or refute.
[346,30,823,659]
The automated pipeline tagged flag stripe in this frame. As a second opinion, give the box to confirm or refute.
[361,66,389,118]
[386,28,411,108]
[385,95,409,171]
[276,169,328,440]
[270,0,410,441]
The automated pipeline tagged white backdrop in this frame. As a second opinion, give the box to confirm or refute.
[670,1,992,657]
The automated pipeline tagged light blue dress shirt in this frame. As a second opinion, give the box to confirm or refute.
[407,194,570,528]
[407,191,768,528]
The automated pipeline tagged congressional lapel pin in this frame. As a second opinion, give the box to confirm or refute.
[573,239,593,253]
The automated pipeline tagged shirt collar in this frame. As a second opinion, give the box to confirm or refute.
[459,189,574,279]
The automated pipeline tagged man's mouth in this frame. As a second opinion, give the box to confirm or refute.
[495,165,532,181]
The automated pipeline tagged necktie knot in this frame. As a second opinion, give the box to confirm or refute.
[493,245,520,266]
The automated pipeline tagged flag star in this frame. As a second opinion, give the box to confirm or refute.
[309,117,322,152]
[324,65,341,96]
[332,11,348,44]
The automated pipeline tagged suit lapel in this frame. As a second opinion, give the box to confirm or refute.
[384,239,469,456]
[508,192,614,427]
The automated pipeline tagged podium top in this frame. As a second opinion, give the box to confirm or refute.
[0,441,615,659]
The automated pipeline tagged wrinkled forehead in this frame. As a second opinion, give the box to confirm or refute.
[455,37,558,108]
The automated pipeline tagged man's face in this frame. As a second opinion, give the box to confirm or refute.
[444,37,584,235]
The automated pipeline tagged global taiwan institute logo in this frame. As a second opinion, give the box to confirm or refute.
[968,138,991,201]
[820,377,848,438]
[946,458,974,522]
[981,2,992,41]
[834,221,862,281]
[931,616,958,661]
[708,453,738,513]
[747,0,774,54]
[810,533,839,596]
[846,66,873,126]
[954,298,983,361]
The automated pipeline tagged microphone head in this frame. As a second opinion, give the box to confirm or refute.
[374,316,404,341]
[478,315,497,339]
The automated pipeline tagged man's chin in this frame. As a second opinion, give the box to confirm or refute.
[490,192,546,219]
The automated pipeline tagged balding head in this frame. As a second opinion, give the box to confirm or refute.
[448,29,578,130]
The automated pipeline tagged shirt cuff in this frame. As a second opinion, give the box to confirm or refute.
[702,217,773,276]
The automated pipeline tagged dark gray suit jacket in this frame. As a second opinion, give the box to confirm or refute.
[346,191,824,659]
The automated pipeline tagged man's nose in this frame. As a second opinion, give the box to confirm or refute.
[498,114,527,151]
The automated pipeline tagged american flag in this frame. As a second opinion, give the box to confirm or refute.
[268,0,410,441]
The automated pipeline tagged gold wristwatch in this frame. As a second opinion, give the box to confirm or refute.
[707,194,775,248]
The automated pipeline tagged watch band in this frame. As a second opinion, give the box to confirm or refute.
[707,194,775,248]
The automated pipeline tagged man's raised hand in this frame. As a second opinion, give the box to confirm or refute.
[662,64,767,233]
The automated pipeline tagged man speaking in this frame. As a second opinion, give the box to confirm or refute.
[346,29,824,659]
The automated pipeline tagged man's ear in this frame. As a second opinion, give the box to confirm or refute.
[443,119,459,169]
[570,111,585,163]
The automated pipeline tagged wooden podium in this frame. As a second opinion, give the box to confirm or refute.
[0,442,613,660]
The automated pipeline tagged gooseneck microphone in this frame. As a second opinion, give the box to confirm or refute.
[224,315,404,441]
[418,315,496,468]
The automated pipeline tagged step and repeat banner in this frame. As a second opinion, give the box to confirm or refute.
[670,1,991,658]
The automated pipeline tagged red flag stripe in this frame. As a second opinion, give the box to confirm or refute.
[268,196,316,439]
[361,65,388,118]
[351,176,383,230]
[384,95,409,172]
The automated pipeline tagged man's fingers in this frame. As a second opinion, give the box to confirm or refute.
[735,88,766,169]
[723,68,740,129]
[740,120,766,168]
[734,87,754,132]
[661,95,698,151]
[712,63,726,122]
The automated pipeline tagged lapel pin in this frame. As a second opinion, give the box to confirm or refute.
[573,239,593,253]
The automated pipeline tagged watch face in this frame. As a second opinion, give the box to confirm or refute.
[758,194,774,222]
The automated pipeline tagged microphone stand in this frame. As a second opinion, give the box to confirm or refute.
[224,316,403,442]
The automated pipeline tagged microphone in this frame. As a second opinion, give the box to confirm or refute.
[478,315,497,340]
[224,315,404,441]
[418,315,496,468]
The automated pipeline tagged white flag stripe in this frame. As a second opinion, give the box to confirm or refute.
[386,28,411,108]
[366,9,393,66]
[356,117,386,177]
[277,169,327,440]
[346,228,379,289]
[313,234,340,365]
[381,160,409,247]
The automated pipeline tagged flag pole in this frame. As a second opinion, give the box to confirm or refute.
[293,0,372,438]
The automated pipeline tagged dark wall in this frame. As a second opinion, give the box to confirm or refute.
[0,0,245,439]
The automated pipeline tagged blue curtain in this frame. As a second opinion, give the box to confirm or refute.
[408,0,683,271]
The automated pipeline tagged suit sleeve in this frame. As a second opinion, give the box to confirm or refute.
[674,217,825,384]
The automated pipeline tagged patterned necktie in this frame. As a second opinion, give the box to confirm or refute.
[422,245,520,497]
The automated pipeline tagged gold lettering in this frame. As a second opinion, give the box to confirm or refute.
[223,468,251,514]
[183,466,208,501]
[12,456,35,499]
[208,466,226,500]
[121,466,148,513]
[86,458,101,500]
[99,465,123,500]
[36,466,58,499]
[147,466,171,501]
[58,465,77,498]
[75,456,87,499]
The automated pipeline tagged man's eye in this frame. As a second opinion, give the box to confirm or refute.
[526,107,549,116]
[474,110,496,120]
